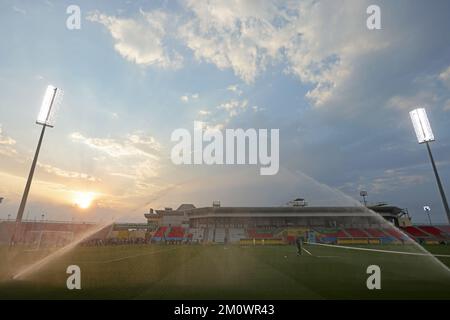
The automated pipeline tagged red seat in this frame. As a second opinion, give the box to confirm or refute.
[154,226,168,238]
[418,226,448,238]
[419,226,440,235]
[320,230,348,238]
[383,227,406,240]
[437,226,450,234]
[167,226,185,238]
[403,226,428,237]
[365,228,387,237]
[345,228,369,237]
[247,229,274,239]
[313,228,348,238]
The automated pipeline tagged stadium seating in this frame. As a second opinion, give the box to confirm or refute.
[365,228,387,237]
[345,228,369,238]
[126,223,450,245]
[166,226,185,241]
[403,226,429,238]
[418,226,450,240]
[189,228,204,242]
[214,228,226,243]
[152,226,168,241]
[286,235,296,244]
[313,228,345,244]
[247,228,275,239]
[437,225,450,235]
[205,228,215,242]
[228,228,246,243]
[314,228,349,238]
[383,227,407,240]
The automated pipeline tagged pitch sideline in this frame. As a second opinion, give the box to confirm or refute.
[306,242,450,258]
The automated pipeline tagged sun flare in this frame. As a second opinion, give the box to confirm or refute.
[74,192,95,209]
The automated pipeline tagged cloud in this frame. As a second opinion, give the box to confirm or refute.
[439,65,450,88]
[192,97,251,131]
[0,126,16,146]
[37,163,100,182]
[70,132,160,160]
[444,99,450,112]
[87,1,446,112]
[194,121,226,133]
[339,166,429,196]
[370,169,429,194]
[87,10,183,69]
[180,93,199,102]
[198,110,211,116]
[69,131,162,189]
[227,84,243,95]
[0,125,17,157]
[87,1,388,107]
[252,105,263,112]
[179,0,283,83]
[65,131,169,210]
[387,91,438,110]
[12,6,26,15]
[178,0,388,106]
[217,99,248,117]
[386,66,450,113]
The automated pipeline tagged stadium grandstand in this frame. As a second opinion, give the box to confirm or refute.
[144,201,450,245]
[1,200,449,247]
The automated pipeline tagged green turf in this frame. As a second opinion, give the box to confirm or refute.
[0,244,449,299]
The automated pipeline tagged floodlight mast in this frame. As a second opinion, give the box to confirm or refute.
[11,86,61,245]
[409,108,450,223]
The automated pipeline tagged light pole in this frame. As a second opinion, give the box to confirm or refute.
[360,191,368,206]
[11,85,63,245]
[423,206,432,225]
[410,108,450,224]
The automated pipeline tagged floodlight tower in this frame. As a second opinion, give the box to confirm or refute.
[423,206,432,225]
[11,86,62,244]
[409,108,450,223]
[360,191,368,206]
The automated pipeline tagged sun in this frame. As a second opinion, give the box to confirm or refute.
[74,192,95,209]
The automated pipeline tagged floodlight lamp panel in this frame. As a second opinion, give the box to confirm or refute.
[36,85,63,127]
[409,108,434,144]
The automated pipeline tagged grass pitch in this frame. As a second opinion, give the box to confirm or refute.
[0,244,449,299]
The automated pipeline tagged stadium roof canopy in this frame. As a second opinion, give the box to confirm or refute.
[150,205,404,219]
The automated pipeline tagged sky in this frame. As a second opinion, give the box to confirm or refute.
[0,0,449,223]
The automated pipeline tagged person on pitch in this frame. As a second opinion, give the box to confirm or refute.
[296,236,304,256]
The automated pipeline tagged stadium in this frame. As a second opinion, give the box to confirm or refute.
[145,201,420,245]
[0,199,449,300]
[1,0,450,304]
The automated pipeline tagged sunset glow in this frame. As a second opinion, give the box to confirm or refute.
[74,192,95,210]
